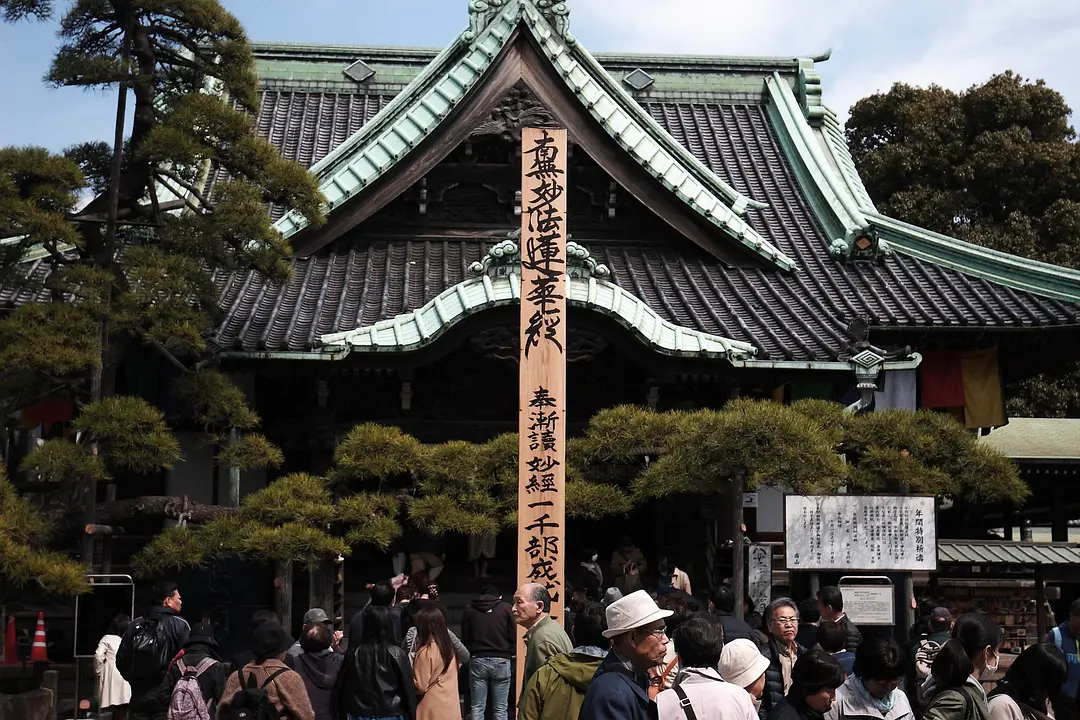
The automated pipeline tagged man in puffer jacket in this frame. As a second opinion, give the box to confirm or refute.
[518,602,608,720]
[758,598,807,720]
[288,624,343,720]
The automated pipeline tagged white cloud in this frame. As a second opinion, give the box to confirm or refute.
[574,0,884,56]
[573,0,1080,125]
[827,0,1080,121]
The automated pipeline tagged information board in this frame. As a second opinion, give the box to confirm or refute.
[785,494,937,571]
[839,582,895,626]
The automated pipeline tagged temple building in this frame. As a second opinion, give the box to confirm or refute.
[7,0,1080,597]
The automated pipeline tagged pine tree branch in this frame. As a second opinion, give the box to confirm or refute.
[95,495,234,524]
[154,169,211,213]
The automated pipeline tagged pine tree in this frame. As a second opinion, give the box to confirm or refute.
[0,0,324,587]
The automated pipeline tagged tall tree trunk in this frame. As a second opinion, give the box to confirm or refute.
[83,9,132,571]
[274,561,293,633]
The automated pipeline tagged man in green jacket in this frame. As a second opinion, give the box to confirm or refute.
[519,602,608,720]
[513,583,573,696]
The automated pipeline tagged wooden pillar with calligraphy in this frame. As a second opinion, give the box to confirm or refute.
[516,127,568,695]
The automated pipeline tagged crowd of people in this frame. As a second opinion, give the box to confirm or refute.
[92,555,1080,720]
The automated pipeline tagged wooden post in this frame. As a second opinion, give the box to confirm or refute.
[516,127,568,697]
[309,558,334,618]
[229,426,241,508]
[1035,568,1047,642]
[274,560,293,633]
[102,484,117,573]
[732,472,746,620]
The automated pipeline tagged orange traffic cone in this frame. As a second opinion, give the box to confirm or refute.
[29,612,48,663]
[2,616,16,664]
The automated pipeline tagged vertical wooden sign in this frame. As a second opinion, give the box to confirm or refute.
[516,127,568,692]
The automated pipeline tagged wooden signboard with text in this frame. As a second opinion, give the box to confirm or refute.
[516,127,568,692]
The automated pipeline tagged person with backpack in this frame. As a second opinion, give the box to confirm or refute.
[920,613,1003,720]
[217,620,314,720]
[118,581,192,720]
[988,643,1067,720]
[1045,598,1080,716]
[910,608,954,708]
[159,623,230,720]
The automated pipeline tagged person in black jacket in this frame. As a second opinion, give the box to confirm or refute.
[461,585,515,720]
[339,604,417,720]
[816,587,862,653]
[767,650,845,720]
[291,624,343,720]
[709,586,754,643]
[759,598,808,720]
[123,581,191,720]
[156,622,229,716]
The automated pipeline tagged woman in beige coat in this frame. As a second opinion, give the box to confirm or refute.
[95,615,132,720]
[411,605,462,720]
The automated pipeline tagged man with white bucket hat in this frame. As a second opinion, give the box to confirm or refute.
[580,590,673,720]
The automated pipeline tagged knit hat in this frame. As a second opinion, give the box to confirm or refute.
[720,638,771,689]
[602,587,623,608]
[252,621,293,661]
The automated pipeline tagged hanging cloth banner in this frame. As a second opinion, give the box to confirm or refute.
[961,347,1006,429]
[516,127,568,692]
[919,349,965,408]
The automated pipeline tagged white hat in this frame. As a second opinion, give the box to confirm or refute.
[602,590,673,638]
[720,638,771,689]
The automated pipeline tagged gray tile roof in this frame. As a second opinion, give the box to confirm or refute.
[980,418,1080,461]
[938,540,1080,565]
[204,94,1080,359]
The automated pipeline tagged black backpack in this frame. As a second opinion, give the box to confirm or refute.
[220,668,289,720]
[116,616,172,683]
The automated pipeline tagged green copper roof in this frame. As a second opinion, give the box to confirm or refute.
[271,0,796,271]
[318,268,760,361]
[764,73,1080,302]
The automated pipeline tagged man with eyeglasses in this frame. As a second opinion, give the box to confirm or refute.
[758,597,808,720]
[580,590,673,720]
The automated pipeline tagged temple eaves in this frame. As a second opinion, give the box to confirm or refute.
[270,0,797,272]
[317,238,760,361]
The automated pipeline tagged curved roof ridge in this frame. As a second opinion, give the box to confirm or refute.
[318,270,759,360]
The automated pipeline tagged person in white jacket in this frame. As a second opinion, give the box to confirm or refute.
[95,614,132,719]
[657,617,758,720]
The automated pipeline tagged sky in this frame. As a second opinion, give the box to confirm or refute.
[1,0,1079,152]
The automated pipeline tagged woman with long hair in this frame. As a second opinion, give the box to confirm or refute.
[766,649,846,720]
[95,614,131,720]
[412,604,464,720]
[988,643,1066,720]
[922,612,1004,720]
[339,605,417,720]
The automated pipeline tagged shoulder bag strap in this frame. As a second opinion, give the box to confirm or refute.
[673,683,699,720]
[1054,627,1063,648]
[261,667,291,688]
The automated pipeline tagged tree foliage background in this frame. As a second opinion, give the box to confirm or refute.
[846,72,1080,416]
[133,399,1025,577]
[0,0,323,594]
